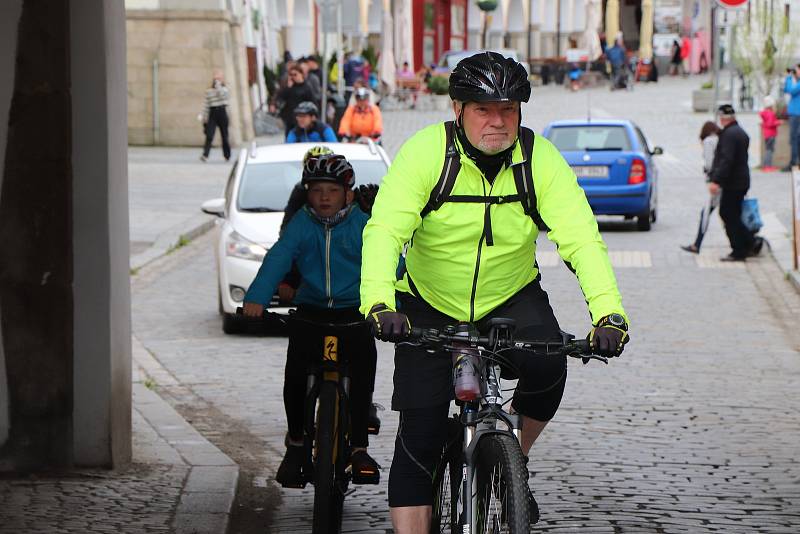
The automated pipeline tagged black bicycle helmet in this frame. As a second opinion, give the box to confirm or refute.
[294,101,319,116]
[302,154,355,189]
[449,51,531,103]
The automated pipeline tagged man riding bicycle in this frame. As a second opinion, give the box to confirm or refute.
[359,51,630,532]
[243,153,381,486]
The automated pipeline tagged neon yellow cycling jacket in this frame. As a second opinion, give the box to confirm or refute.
[360,122,627,324]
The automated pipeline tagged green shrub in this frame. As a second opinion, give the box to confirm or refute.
[427,75,450,95]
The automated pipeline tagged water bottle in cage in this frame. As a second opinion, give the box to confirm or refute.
[451,323,482,401]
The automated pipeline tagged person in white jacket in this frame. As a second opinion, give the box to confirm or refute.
[681,121,721,253]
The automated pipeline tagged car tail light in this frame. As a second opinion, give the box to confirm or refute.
[628,159,646,184]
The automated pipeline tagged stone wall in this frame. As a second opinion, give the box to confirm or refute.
[127,9,254,147]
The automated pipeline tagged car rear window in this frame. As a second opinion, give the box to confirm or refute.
[238,160,388,211]
[548,126,632,151]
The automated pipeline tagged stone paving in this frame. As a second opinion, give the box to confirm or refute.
[3,75,800,533]
[128,76,800,532]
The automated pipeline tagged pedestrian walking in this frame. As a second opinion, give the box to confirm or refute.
[272,65,317,136]
[680,34,691,76]
[708,105,755,261]
[669,40,682,76]
[681,121,721,254]
[200,72,231,162]
[759,96,781,171]
[782,64,800,171]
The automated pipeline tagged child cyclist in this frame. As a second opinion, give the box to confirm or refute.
[242,153,381,486]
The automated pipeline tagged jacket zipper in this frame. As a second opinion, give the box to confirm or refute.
[469,233,485,322]
[325,226,333,308]
[468,176,494,322]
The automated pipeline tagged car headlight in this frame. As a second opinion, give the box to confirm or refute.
[225,230,268,262]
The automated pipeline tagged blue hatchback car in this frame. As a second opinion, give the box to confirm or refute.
[542,119,663,231]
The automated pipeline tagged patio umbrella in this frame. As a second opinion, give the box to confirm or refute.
[394,0,413,69]
[379,0,396,92]
[639,0,654,60]
[583,0,603,61]
[605,0,620,48]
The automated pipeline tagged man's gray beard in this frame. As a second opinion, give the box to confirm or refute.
[477,137,514,155]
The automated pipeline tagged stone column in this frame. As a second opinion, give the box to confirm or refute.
[70,0,132,468]
[0,0,74,471]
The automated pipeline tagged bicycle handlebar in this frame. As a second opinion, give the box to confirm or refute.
[235,307,369,329]
[405,326,607,363]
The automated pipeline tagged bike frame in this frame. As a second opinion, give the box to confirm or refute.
[452,362,522,531]
[302,334,352,487]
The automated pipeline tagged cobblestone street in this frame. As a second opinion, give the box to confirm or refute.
[128,76,800,533]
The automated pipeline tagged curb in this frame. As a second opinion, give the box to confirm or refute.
[130,214,217,272]
[133,337,239,534]
[760,212,800,293]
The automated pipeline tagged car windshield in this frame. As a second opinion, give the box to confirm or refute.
[548,126,632,152]
[237,160,387,211]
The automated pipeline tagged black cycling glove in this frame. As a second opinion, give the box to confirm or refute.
[367,304,411,342]
[588,314,629,358]
[354,184,380,215]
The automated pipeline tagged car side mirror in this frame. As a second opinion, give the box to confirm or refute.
[651,146,664,155]
[201,198,225,217]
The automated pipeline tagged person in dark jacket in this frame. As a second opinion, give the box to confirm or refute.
[273,65,316,135]
[709,104,754,261]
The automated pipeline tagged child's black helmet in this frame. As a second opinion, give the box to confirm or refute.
[302,154,355,189]
[449,51,531,103]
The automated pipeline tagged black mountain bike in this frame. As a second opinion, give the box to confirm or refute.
[239,309,378,534]
[402,318,604,534]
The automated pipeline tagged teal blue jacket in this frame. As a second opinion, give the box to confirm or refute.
[244,205,368,308]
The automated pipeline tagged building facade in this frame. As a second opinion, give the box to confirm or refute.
[126,0,255,147]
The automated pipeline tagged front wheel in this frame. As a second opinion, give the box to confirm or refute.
[312,381,344,534]
[474,434,530,534]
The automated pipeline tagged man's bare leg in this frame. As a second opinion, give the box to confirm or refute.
[520,415,548,454]
[391,505,431,534]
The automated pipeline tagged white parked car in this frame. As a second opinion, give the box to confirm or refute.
[201,141,391,334]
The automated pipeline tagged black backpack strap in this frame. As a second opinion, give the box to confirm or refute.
[421,121,462,219]
[512,127,549,232]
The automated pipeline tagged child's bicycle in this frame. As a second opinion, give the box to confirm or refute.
[238,308,379,534]
[402,318,604,533]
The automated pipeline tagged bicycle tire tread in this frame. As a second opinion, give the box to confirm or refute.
[312,381,342,534]
[475,433,529,533]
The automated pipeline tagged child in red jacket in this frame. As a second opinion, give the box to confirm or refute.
[759,96,782,171]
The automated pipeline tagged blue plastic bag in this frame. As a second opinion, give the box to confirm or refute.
[741,197,763,233]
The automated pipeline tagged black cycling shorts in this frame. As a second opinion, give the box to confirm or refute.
[388,403,451,507]
[392,279,567,421]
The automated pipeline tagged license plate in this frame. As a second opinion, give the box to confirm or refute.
[572,165,609,178]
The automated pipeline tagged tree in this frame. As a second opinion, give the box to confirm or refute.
[733,1,797,102]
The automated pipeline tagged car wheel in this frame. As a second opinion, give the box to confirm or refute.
[217,285,223,315]
[222,313,243,335]
[650,208,657,223]
[636,213,652,231]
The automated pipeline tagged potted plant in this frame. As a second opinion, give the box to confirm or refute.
[427,75,451,110]
[692,80,717,112]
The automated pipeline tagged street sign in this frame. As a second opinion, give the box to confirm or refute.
[717,0,747,7]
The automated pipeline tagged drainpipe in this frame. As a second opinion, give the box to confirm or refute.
[152,58,159,145]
